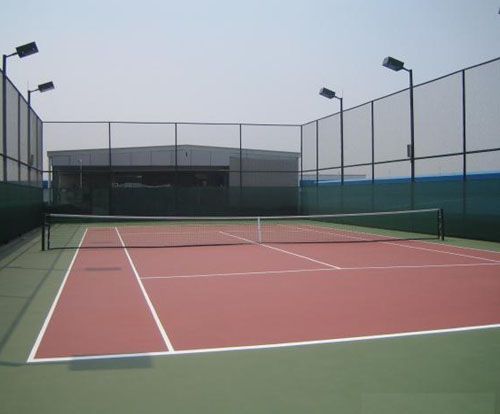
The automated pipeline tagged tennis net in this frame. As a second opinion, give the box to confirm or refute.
[42,208,444,250]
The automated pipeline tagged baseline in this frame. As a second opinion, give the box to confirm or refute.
[28,323,500,364]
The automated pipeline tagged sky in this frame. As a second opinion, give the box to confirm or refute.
[1,0,499,125]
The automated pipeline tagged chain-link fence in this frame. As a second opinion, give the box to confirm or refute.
[3,57,499,244]
[302,57,500,184]
[43,121,301,215]
[0,69,44,245]
[1,69,44,185]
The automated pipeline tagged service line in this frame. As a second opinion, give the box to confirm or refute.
[141,261,500,281]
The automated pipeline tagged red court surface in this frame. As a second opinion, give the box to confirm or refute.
[29,227,500,362]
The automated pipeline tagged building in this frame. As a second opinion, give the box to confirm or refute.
[48,144,300,189]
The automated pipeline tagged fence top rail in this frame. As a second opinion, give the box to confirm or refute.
[42,120,302,127]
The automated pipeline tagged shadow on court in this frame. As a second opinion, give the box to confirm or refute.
[69,356,153,371]
[0,231,69,366]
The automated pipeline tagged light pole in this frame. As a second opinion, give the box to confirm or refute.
[28,81,54,183]
[2,42,39,181]
[319,87,344,184]
[382,56,415,182]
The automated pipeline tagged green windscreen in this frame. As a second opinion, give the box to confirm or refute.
[0,182,43,245]
[45,177,500,243]
[300,176,500,242]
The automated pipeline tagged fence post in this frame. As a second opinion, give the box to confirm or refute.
[371,101,375,183]
[108,122,112,214]
[239,124,242,190]
[438,208,445,241]
[174,123,178,214]
[41,213,46,251]
[461,70,467,181]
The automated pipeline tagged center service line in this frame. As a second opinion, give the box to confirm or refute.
[114,227,175,353]
[219,231,342,269]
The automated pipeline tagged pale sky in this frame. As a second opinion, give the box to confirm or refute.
[1,0,499,125]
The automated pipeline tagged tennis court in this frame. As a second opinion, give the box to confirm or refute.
[2,10,500,412]
[28,209,500,362]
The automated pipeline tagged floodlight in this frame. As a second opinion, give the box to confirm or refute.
[26,78,53,184]
[382,56,405,72]
[28,80,55,104]
[2,41,39,182]
[38,81,55,92]
[15,42,38,58]
[318,86,344,184]
[382,55,416,181]
[319,87,336,99]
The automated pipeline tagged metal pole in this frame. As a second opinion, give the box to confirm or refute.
[299,125,303,214]
[315,120,319,212]
[2,54,7,181]
[239,124,242,190]
[408,68,415,182]
[461,70,468,219]
[17,94,21,181]
[315,120,319,187]
[40,117,43,187]
[439,208,445,241]
[108,122,112,214]
[340,97,344,185]
[27,90,32,183]
[174,123,178,184]
[370,100,375,212]
[174,123,178,213]
[41,213,46,251]
[108,122,112,170]
[370,100,375,183]
[461,70,467,181]
[300,125,303,185]
[79,159,82,189]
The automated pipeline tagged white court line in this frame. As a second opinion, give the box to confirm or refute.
[219,231,341,269]
[27,323,500,364]
[339,261,500,271]
[140,261,500,281]
[419,240,500,255]
[283,224,500,263]
[142,267,333,280]
[384,240,500,262]
[114,227,175,353]
[27,229,89,363]
[88,226,201,236]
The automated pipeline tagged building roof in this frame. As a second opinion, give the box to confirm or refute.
[48,144,299,158]
[48,144,300,168]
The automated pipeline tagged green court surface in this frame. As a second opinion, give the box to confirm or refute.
[0,231,499,414]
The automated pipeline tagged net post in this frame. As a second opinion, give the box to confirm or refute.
[257,217,262,243]
[438,208,445,240]
[41,213,46,251]
[47,215,51,250]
